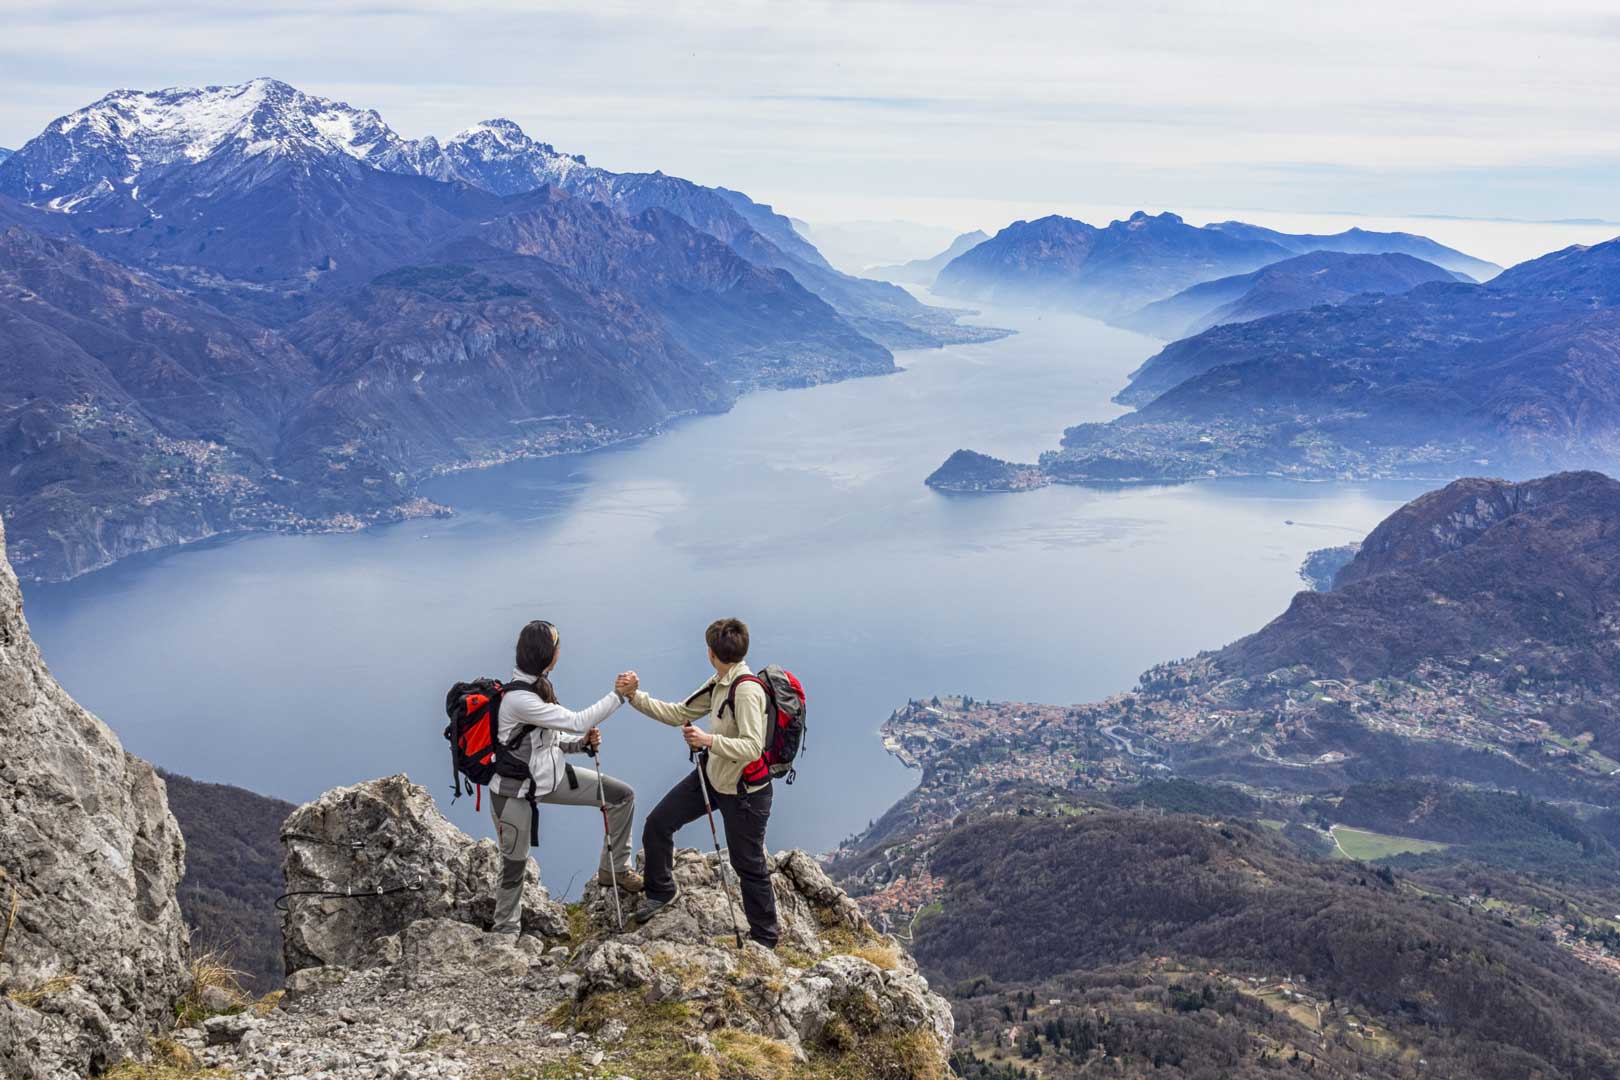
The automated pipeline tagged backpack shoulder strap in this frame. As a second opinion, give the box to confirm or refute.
[721,674,768,718]
[494,681,540,751]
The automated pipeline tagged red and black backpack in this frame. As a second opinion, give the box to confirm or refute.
[443,679,531,809]
[719,665,808,791]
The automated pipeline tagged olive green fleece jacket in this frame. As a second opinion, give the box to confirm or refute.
[631,661,770,794]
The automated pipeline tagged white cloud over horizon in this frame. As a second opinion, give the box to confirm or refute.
[2,0,1616,242]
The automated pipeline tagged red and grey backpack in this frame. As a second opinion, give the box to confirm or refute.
[720,665,808,790]
[443,678,531,809]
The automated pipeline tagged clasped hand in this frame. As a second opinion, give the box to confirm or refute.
[611,669,712,748]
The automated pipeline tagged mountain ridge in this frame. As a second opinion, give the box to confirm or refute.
[933,211,1291,317]
[1118,249,1463,344]
[934,237,1620,488]
[931,210,1496,319]
[1205,220,1502,280]
[869,230,990,286]
[0,179,892,581]
[0,79,1008,581]
[0,78,994,350]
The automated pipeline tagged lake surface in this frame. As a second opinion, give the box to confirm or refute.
[22,298,1430,895]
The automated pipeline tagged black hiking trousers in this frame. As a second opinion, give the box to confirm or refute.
[642,762,779,948]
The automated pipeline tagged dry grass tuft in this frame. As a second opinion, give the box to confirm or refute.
[251,989,284,1016]
[153,1039,199,1070]
[174,949,248,1023]
[847,940,902,971]
[7,973,77,1008]
[714,1030,801,1080]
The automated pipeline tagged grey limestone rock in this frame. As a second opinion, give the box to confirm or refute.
[279,774,569,973]
[0,515,191,1080]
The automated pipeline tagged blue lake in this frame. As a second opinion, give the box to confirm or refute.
[22,299,1430,896]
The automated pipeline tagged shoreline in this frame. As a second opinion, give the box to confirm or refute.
[14,361,928,587]
[15,301,1018,586]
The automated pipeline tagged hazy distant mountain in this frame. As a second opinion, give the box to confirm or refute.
[0,78,987,348]
[1118,250,1463,358]
[934,211,1291,317]
[1207,220,1502,281]
[869,230,989,286]
[1043,237,1620,483]
[933,210,1498,320]
[791,219,962,275]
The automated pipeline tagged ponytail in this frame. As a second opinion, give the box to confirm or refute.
[514,620,560,703]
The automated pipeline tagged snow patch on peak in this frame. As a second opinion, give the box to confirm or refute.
[454,118,527,142]
[38,79,401,169]
[0,77,601,206]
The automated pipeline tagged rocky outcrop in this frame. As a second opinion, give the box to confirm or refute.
[186,776,953,1078]
[1332,473,1586,588]
[0,515,191,1079]
[279,775,569,972]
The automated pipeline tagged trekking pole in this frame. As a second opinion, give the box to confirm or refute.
[589,742,625,931]
[694,749,746,951]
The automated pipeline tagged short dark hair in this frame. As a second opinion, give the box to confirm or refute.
[706,618,749,664]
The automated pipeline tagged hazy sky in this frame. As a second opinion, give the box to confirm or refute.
[3,0,1618,235]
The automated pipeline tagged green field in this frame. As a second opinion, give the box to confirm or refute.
[1331,825,1449,861]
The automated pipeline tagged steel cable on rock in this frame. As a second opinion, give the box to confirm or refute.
[274,832,424,912]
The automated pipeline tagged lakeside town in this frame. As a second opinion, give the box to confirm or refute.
[838,650,1620,983]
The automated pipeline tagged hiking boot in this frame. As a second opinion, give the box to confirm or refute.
[599,867,644,894]
[634,885,681,925]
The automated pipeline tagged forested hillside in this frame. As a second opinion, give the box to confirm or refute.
[922,814,1620,1079]
[160,770,292,990]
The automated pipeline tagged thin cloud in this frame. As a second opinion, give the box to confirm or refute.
[0,0,1616,223]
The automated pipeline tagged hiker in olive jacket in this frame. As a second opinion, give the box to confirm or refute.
[618,617,779,948]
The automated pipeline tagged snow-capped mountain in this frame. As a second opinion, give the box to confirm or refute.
[415,118,597,195]
[0,78,798,264]
[0,79,400,207]
[0,148,12,165]
[0,77,599,208]
[0,78,974,348]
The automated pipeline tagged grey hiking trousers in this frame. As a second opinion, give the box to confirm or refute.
[488,768,635,933]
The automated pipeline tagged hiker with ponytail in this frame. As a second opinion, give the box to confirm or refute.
[486,619,642,935]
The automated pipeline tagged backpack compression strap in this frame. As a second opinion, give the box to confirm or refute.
[719,674,767,719]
